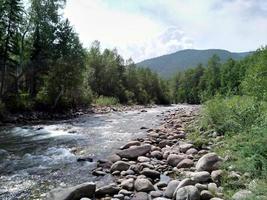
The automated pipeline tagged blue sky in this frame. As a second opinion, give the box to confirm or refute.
[64,0,267,62]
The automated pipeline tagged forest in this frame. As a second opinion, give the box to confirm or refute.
[0,0,170,117]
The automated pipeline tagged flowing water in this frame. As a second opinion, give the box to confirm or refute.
[0,105,177,200]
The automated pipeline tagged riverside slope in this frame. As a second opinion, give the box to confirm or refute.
[47,105,231,200]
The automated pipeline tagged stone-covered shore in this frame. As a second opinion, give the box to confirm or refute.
[47,105,228,200]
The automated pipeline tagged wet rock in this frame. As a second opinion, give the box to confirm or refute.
[232,190,253,200]
[191,171,211,183]
[140,127,148,129]
[119,189,133,196]
[77,157,93,162]
[167,154,185,167]
[47,182,96,200]
[164,180,180,198]
[200,190,214,200]
[120,141,141,150]
[196,153,220,172]
[134,178,155,192]
[141,168,160,179]
[131,192,149,200]
[175,185,200,200]
[121,178,134,191]
[117,145,151,159]
[177,159,194,168]
[95,183,120,196]
[110,161,130,172]
[97,159,112,168]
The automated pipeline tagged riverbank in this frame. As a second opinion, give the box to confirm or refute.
[46,104,230,200]
[0,104,152,125]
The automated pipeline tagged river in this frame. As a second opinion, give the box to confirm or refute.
[0,105,178,200]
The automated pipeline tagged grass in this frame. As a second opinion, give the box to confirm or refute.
[94,96,119,106]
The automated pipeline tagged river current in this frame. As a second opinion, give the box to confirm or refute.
[0,105,177,200]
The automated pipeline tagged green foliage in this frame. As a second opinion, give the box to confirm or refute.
[0,100,5,118]
[94,96,119,106]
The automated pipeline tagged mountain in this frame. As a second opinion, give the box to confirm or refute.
[137,49,252,77]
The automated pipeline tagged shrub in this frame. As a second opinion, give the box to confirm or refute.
[94,96,119,106]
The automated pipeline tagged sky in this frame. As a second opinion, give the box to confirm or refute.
[64,0,267,62]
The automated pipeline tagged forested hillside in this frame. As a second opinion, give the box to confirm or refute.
[137,49,251,77]
[0,0,170,117]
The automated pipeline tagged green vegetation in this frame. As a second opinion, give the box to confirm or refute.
[179,47,267,199]
[0,0,171,115]
[94,96,119,106]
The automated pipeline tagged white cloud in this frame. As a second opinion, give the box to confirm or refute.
[64,0,267,62]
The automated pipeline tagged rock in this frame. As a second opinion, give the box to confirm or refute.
[210,198,224,200]
[196,153,220,172]
[108,154,121,163]
[191,171,211,183]
[120,141,141,150]
[110,161,130,172]
[164,180,180,198]
[77,157,93,162]
[47,182,96,200]
[97,159,112,168]
[232,190,253,200]
[150,190,163,198]
[186,148,198,155]
[177,159,194,168]
[179,143,194,153]
[154,198,171,200]
[211,170,223,183]
[141,110,147,112]
[95,183,120,196]
[140,126,148,129]
[138,156,150,162]
[177,178,195,190]
[195,183,208,191]
[113,194,124,200]
[134,178,155,192]
[167,154,185,167]
[200,190,214,200]
[159,140,173,148]
[131,192,149,200]
[175,185,200,200]
[117,145,151,159]
[92,170,106,176]
[119,189,133,196]
[151,150,163,159]
[141,168,160,179]
[121,178,134,191]
[207,183,218,194]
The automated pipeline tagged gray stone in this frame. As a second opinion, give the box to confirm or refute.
[167,154,185,167]
[175,185,200,200]
[180,143,194,153]
[177,159,194,168]
[164,180,180,198]
[191,171,211,183]
[120,141,141,150]
[119,189,132,196]
[200,190,214,200]
[134,178,155,192]
[211,170,223,183]
[138,156,150,162]
[108,154,121,163]
[151,150,163,159]
[131,192,149,200]
[117,145,151,159]
[121,178,134,191]
[196,153,220,172]
[141,168,160,179]
[177,178,195,190]
[232,190,253,200]
[186,148,198,155]
[95,183,120,196]
[113,194,124,200]
[110,161,130,172]
[47,182,96,200]
[150,190,163,198]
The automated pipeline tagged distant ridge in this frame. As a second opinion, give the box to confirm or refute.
[137,49,252,77]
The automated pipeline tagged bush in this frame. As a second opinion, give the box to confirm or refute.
[94,96,119,106]
[0,100,5,118]
[202,95,265,134]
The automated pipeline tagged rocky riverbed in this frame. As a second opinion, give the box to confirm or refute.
[47,104,231,200]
